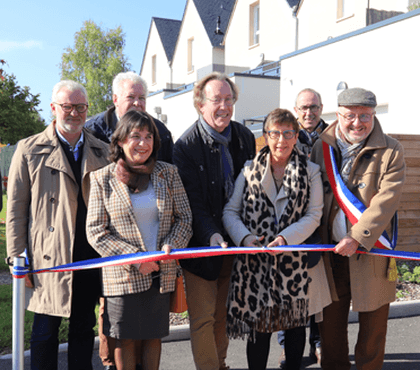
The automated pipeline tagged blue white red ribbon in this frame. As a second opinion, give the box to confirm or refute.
[322,141,397,250]
[12,245,420,278]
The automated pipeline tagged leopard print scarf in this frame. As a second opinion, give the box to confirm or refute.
[226,146,311,340]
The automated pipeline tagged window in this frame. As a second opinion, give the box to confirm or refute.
[250,2,260,46]
[152,55,157,85]
[337,0,354,19]
[188,38,194,72]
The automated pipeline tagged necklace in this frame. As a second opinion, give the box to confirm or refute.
[271,166,285,191]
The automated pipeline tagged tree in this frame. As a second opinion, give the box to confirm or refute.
[60,20,131,116]
[0,60,46,145]
[408,1,420,11]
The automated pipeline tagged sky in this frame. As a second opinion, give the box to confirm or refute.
[1,0,187,122]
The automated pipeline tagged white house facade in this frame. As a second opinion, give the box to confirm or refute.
[279,8,420,136]
[223,0,298,70]
[139,0,416,140]
[297,0,412,49]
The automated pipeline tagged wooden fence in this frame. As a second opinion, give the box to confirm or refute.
[389,134,420,253]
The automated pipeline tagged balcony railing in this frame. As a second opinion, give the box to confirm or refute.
[242,61,281,77]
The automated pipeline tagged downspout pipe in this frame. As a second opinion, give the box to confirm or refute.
[293,4,299,51]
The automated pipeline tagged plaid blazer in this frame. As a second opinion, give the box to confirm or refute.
[86,161,192,296]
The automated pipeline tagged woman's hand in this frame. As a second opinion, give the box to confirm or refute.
[242,234,264,248]
[137,261,160,275]
[160,244,172,264]
[266,235,287,254]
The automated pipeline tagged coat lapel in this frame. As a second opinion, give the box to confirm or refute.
[152,165,168,246]
[261,154,287,207]
[81,130,109,177]
[109,173,135,216]
[109,168,146,249]
[42,124,77,183]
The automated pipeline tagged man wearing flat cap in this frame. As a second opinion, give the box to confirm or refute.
[311,87,405,370]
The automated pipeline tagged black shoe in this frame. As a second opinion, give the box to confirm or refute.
[104,366,116,370]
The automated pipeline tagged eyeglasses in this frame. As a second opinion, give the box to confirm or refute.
[265,130,296,140]
[54,103,88,113]
[205,97,235,106]
[297,105,320,113]
[338,112,375,123]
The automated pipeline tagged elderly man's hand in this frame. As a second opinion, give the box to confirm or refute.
[8,260,34,288]
[334,236,359,257]
[210,233,228,249]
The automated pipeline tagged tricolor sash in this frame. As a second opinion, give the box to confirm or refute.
[322,141,397,250]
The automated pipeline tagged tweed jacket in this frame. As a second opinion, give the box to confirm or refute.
[311,119,406,311]
[86,161,193,297]
[6,123,109,317]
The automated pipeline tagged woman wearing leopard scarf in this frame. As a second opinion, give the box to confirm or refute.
[222,109,331,370]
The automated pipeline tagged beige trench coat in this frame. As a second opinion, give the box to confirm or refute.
[311,119,406,312]
[6,123,109,317]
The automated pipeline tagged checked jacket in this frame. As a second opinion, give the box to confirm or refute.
[86,161,192,297]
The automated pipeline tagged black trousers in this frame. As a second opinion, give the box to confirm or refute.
[247,326,306,370]
[30,269,100,370]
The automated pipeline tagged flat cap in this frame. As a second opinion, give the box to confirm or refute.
[338,88,377,107]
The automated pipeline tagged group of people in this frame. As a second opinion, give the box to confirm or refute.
[6,70,405,370]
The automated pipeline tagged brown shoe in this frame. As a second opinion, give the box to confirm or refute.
[309,346,322,365]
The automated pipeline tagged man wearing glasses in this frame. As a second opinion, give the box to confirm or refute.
[173,72,255,370]
[86,71,174,370]
[294,88,328,158]
[277,88,328,368]
[311,88,405,369]
[6,80,109,370]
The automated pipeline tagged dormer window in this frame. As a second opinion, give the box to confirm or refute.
[250,2,260,46]
[188,37,194,73]
[337,0,354,20]
[152,55,157,85]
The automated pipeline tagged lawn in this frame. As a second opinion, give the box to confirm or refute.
[0,194,98,355]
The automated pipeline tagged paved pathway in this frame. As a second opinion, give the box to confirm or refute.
[2,313,419,369]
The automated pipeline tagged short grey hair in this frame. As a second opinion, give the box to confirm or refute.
[51,80,88,102]
[295,88,322,107]
[112,71,148,97]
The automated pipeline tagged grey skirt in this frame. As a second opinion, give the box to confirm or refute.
[103,276,170,340]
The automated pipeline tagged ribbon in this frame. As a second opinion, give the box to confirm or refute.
[12,245,420,278]
[322,141,397,250]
